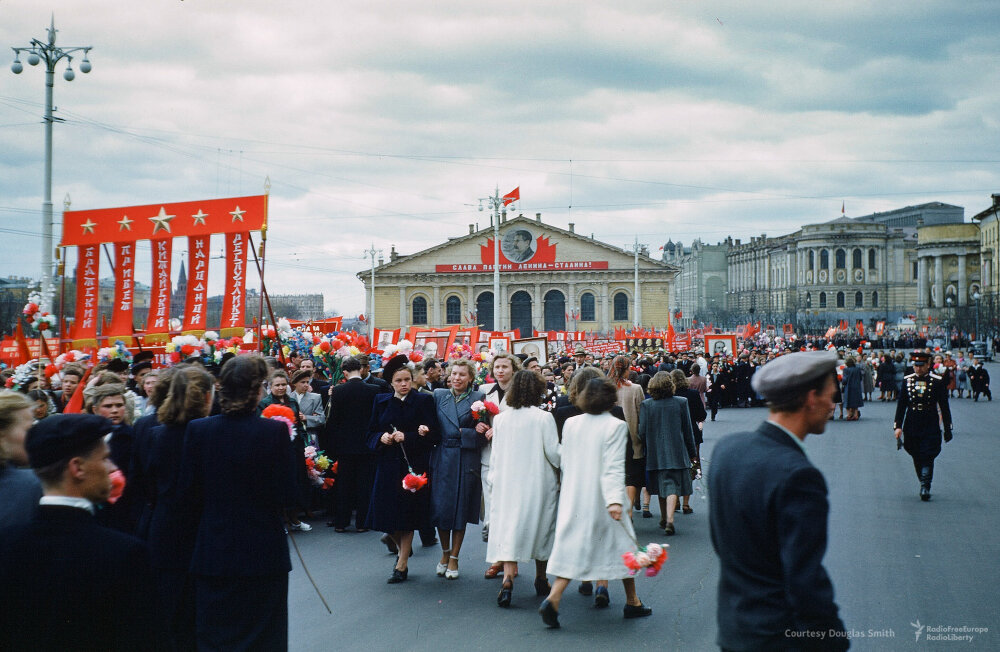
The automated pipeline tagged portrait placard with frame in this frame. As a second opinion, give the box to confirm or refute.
[512,336,547,365]
[705,334,737,358]
[488,337,511,354]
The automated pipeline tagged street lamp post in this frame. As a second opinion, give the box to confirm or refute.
[478,189,504,331]
[364,244,382,341]
[973,291,981,342]
[11,16,92,313]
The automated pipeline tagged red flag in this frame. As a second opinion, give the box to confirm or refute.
[39,332,54,361]
[841,201,845,215]
[14,320,30,365]
[666,322,676,342]
[502,187,519,206]
[62,366,93,414]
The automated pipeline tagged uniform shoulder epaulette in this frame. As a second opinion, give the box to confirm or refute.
[929,373,942,380]
[904,372,918,379]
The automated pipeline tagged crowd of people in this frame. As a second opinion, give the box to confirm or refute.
[0,329,990,648]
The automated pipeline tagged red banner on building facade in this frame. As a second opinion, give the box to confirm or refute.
[73,245,100,346]
[106,242,136,344]
[182,235,210,334]
[221,232,248,336]
[146,238,173,342]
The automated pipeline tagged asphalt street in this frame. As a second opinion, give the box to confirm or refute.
[287,371,1000,651]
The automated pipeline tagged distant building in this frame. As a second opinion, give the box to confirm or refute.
[661,239,728,329]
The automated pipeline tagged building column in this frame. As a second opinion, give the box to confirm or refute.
[399,286,408,325]
[958,255,967,307]
[601,282,610,332]
[465,284,474,325]
[567,282,576,330]
[934,256,944,308]
[917,257,928,308]
[533,283,542,333]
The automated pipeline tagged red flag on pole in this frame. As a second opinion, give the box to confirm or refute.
[14,320,30,365]
[502,187,520,206]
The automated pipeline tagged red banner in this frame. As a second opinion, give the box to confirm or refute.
[73,245,100,346]
[147,238,173,342]
[182,235,210,334]
[221,232,248,336]
[106,242,136,344]
[436,261,608,273]
[61,194,267,246]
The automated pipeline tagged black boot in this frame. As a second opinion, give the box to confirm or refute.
[919,465,933,501]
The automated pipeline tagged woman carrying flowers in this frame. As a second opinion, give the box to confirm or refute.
[259,370,312,531]
[429,359,490,580]
[540,376,653,628]
[365,355,440,584]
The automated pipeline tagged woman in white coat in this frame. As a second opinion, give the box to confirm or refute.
[486,369,560,608]
[539,376,653,628]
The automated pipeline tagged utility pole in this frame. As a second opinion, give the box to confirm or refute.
[364,244,382,340]
[11,16,93,313]
[479,188,504,331]
[631,236,643,327]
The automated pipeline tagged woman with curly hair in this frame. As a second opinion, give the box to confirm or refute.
[487,369,560,608]
[607,355,646,515]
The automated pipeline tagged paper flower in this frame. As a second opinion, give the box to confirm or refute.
[471,400,500,423]
[262,404,296,440]
[402,471,428,492]
[108,469,127,504]
[622,542,668,577]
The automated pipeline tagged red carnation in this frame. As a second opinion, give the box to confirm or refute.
[22,302,38,316]
[262,404,295,421]
[484,401,500,416]
[108,469,126,504]
[331,339,344,351]
[180,344,195,355]
[319,341,331,352]
[44,364,59,378]
[409,351,423,363]
[402,472,428,492]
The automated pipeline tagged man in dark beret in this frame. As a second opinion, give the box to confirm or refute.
[0,414,159,651]
[709,351,848,650]
[894,351,953,501]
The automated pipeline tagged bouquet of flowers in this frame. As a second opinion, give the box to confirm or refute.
[262,404,297,440]
[303,445,337,489]
[470,400,500,424]
[622,542,668,577]
[402,471,428,492]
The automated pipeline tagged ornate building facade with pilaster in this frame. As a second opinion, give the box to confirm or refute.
[358,215,678,335]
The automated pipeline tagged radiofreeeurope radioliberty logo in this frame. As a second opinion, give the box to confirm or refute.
[911,619,988,643]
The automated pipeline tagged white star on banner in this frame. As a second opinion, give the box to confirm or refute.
[191,210,208,225]
[117,215,134,231]
[230,206,246,222]
[81,218,97,234]
[149,207,175,234]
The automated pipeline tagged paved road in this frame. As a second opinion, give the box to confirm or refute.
[287,376,1000,650]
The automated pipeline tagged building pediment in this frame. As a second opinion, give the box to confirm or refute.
[357,216,677,279]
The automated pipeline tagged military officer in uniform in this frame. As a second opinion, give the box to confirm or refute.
[894,351,953,501]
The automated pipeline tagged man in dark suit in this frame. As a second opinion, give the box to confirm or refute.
[709,351,848,651]
[359,354,392,393]
[324,356,381,531]
[0,414,159,651]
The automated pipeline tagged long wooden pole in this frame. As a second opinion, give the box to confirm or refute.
[248,232,285,367]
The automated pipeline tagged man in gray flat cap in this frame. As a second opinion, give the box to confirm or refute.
[709,351,848,651]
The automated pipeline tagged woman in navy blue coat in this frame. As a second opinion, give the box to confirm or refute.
[178,356,298,651]
[146,364,214,650]
[365,355,440,583]
[429,359,487,580]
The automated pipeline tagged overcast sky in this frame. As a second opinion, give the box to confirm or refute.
[2,1,998,317]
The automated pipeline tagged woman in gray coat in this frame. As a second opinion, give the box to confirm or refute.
[638,372,696,536]
[430,359,488,579]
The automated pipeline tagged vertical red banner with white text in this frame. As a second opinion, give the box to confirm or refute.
[182,235,210,335]
[146,238,173,342]
[221,232,248,336]
[73,245,100,346]
[106,242,136,344]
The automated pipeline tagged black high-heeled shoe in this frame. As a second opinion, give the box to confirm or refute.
[534,575,550,597]
[497,580,513,607]
[387,567,408,584]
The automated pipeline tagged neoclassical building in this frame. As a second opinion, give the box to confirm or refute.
[915,223,988,311]
[358,214,679,334]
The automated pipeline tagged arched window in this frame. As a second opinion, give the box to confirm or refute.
[543,290,566,331]
[852,248,862,269]
[805,292,812,308]
[510,291,533,336]
[412,296,428,325]
[819,292,827,308]
[613,292,629,321]
[835,249,846,269]
[836,291,845,308]
[579,292,596,321]
[808,250,815,271]
[820,250,829,270]
[854,291,863,308]
[872,291,879,307]
[868,248,876,269]
[445,296,461,324]
[476,292,494,330]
